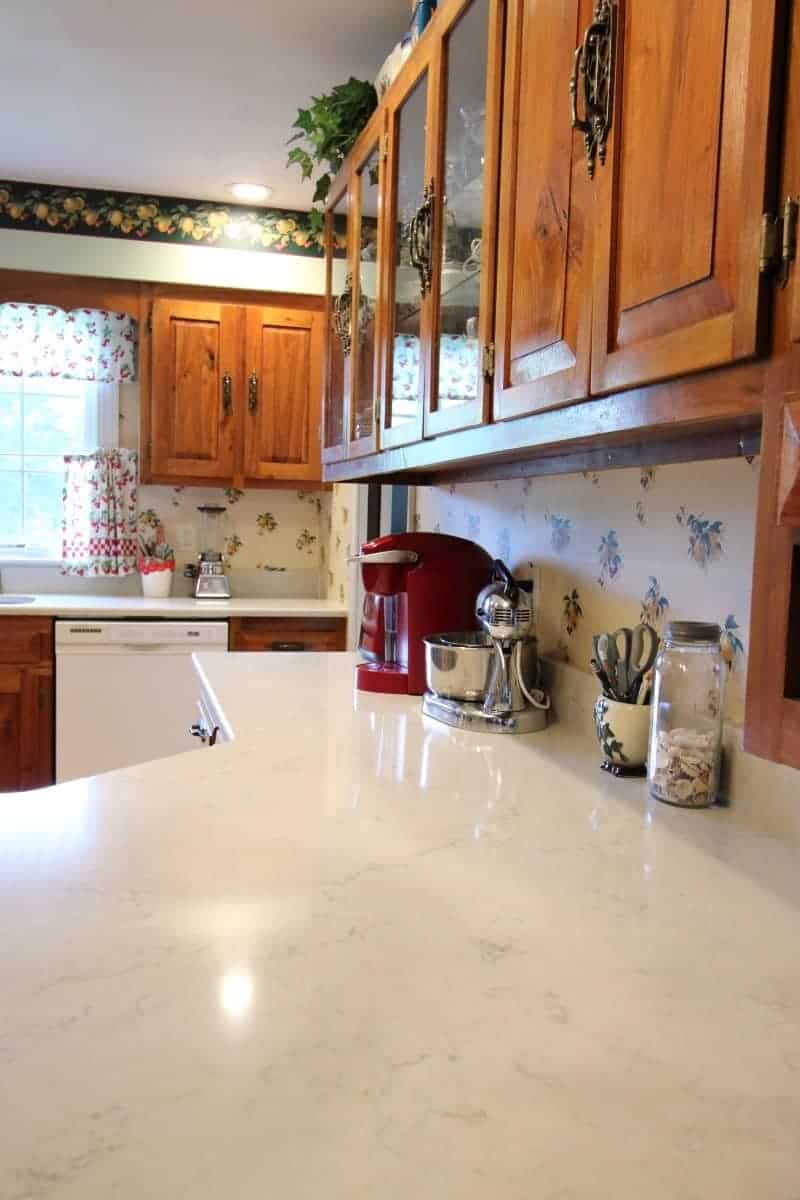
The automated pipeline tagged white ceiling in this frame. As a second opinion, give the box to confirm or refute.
[1,0,409,210]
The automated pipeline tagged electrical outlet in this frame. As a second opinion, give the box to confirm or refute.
[175,524,195,552]
[528,563,544,613]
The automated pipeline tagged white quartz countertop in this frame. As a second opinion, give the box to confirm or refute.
[0,594,347,618]
[2,652,799,1198]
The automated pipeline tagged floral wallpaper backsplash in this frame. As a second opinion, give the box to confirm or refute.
[322,484,359,606]
[413,458,761,722]
[137,483,326,575]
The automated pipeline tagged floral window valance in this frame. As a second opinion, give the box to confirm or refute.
[0,303,137,382]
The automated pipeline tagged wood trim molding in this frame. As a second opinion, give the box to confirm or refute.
[325,359,766,483]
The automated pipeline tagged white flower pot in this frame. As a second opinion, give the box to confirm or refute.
[140,569,173,599]
[593,695,652,768]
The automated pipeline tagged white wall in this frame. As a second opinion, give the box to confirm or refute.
[0,227,325,294]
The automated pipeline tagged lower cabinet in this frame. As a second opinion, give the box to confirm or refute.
[229,618,347,653]
[0,619,54,792]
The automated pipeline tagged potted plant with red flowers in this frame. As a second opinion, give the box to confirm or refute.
[137,510,175,598]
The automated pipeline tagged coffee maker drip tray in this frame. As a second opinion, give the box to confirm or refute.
[422,692,548,735]
[356,661,409,694]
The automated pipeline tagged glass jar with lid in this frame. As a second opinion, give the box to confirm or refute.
[648,621,725,808]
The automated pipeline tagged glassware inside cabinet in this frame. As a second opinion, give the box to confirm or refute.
[433,0,490,428]
[324,190,350,460]
[351,142,382,448]
[387,73,430,438]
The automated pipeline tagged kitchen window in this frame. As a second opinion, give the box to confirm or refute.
[0,377,119,559]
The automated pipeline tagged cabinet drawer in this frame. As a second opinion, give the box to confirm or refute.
[229,617,346,653]
[0,617,54,664]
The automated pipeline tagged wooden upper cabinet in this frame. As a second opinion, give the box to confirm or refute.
[242,306,322,483]
[591,0,783,396]
[150,299,240,480]
[494,0,594,420]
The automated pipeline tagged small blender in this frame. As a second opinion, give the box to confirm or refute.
[193,505,231,599]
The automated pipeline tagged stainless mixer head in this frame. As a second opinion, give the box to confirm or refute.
[476,561,533,641]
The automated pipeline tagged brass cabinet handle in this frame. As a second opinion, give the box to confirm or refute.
[332,272,354,356]
[569,43,585,130]
[222,373,233,416]
[570,0,618,179]
[248,371,259,413]
[408,179,435,296]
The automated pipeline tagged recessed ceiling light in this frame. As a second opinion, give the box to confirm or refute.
[229,182,273,203]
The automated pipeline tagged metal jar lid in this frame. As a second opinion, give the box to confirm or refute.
[664,620,721,645]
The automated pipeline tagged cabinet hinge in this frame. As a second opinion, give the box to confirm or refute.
[760,197,799,289]
[482,342,496,379]
[381,133,389,163]
[146,305,153,335]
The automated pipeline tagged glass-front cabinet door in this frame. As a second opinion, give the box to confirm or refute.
[426,0,504,438]
[348,115,386,457]
[380,43,437,449]
[323,184,350,464]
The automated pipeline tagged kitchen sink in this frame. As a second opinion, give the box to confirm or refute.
[0,595,35,605]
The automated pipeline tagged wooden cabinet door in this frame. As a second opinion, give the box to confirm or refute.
[25,665,54,790]
[0,664,53,792]
[494,0,594,420]
[0,666,25,791]
[229,617,347,652]
[591,0,783,396]
[151,299,241,481]
[242,306,322,483]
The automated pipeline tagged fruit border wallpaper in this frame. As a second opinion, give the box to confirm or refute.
[0,179,328,257]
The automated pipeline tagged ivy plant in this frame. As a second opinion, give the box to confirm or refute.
[287,77,378,233]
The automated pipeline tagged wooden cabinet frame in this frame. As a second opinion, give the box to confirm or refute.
[323,178,353,466]
[348,109,387,460]
[378,34,439,451]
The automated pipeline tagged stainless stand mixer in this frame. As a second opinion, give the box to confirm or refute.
[423,561,550,734]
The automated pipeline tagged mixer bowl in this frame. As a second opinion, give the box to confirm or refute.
[424,632,494,701]
[425,631,541,703]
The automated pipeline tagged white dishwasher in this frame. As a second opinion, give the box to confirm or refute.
[56,620,229,782]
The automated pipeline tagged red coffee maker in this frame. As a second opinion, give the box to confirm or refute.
[355,532,494,695]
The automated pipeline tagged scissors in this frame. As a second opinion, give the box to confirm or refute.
[597,628,632,702]
[625,623,660,703]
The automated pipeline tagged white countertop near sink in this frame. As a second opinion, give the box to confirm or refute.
[1,651,799,1198]
[0,594,348,618]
